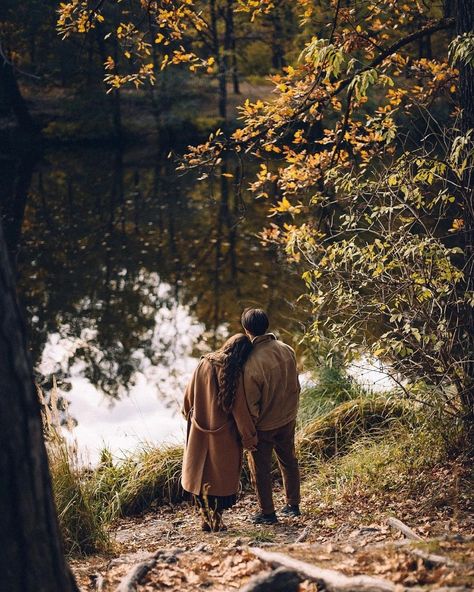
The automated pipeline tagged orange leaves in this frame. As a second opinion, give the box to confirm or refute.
[450,218,464,232]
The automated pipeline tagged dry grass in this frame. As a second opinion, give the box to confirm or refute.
[42,367,465,557]
[297,396,410,463]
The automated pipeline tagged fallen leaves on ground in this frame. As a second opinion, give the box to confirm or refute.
[70,485,474,591]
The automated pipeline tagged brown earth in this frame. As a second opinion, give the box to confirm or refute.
[71,486,474,592]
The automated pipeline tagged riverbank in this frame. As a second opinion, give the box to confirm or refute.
[1,79,273,155]
[48,369,474,590]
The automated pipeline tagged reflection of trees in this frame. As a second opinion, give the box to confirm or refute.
[14,144,303,399]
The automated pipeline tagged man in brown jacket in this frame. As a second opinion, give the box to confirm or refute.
[241,308,301,524]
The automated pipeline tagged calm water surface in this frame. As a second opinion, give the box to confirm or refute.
[13,143,304,462]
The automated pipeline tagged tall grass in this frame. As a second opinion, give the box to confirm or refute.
[48,442,111,555]
[41,365,449,556]
[301,424,453,511]
[297,364,368,429]
[93,444,184,517]
[39,384,112,555]
[297,396,411,464]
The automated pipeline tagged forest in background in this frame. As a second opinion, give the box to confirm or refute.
[0,1,473,591]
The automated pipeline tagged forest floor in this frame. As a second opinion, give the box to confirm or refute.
[71,484,474,592]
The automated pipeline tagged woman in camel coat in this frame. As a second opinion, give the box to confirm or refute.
[182,333,257,531]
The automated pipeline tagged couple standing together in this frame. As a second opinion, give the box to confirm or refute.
[181,308,301,531]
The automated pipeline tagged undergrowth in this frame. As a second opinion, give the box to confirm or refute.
[300,422,473,529]
[297,365,365,428]
[41,365,470,556]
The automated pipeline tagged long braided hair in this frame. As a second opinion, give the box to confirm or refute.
[210,333,252,413]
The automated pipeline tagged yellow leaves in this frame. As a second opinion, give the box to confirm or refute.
[388,175,398,186]
[160,54,169,70]
[232,128,246,141]
[263,144,281,153]
[277,197,292,212]
[269,197,303,216]
[242,98,266,116]
[155,33,164,44]
[293,130,305,144]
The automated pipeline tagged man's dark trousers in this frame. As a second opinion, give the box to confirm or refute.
[248,419,300,514]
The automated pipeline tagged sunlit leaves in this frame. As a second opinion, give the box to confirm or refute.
[300,38,346,79]
[449,33,474,67]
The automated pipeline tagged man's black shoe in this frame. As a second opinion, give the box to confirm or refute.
[252,511,278,525]
[280,504,301,517]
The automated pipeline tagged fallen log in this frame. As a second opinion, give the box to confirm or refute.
[387,517,424,541]
[239,567,300,592]
[247,547,396,592]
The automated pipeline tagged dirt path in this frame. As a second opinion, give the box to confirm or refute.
[71,488,474,591]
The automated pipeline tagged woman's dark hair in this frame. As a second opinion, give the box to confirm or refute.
[215,333,252,413]
[241,308,269,336]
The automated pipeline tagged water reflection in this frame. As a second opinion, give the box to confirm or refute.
[11,143,303,418]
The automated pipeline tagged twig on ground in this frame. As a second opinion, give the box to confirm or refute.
[115,549,183,592]
[409,548,459,568]
[387,517,424,541]
[295,526,310,543]
[247,547,396,592]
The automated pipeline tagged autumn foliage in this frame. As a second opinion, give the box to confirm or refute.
[57,0,474,441]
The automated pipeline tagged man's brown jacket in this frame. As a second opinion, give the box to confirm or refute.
[243,333,300,431]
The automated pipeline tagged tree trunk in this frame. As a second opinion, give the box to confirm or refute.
[225,0,240,94]
[0,58,37,133]
[455,0,474,439]
[209,0,226,118]
[1,151,38,266]
[456,0,474,131]
[271,9,286,70]
[0,222,79,592]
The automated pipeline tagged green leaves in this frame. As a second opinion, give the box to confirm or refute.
[348,68,379,101]
[448,33,474,67]
[300,38,346,79]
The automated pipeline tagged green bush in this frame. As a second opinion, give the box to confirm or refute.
[298,365,366,428]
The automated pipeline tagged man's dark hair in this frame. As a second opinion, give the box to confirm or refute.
[241,308,269,336]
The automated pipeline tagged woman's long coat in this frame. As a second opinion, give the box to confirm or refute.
[181,356,257,497]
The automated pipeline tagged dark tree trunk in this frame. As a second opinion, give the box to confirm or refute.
[1,151,38,266]
[210,0,227,119]
[456,0,474,131]
[455,0,474,438]
[96,26,123,142]
[0,222,79,592]
[0,58,37,133]
[218,62,227,119]
[225,0,240,94]
[271,9,286,70]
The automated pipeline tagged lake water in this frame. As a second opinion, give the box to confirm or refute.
[11,142,305,463]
